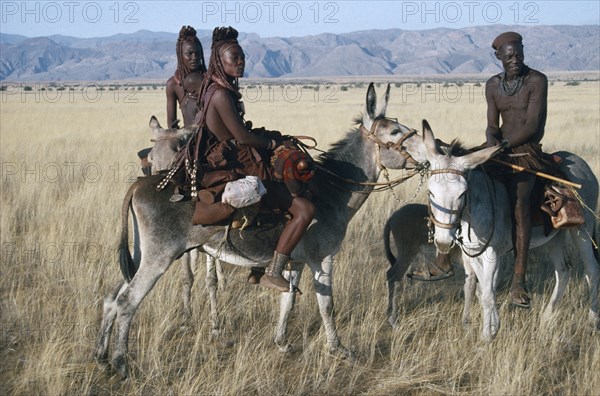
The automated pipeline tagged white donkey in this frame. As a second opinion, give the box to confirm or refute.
[145,117,225,320]
[421,120,599,341]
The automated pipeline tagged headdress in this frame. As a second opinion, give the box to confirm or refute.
[175,26,207,84]
[197,26,243,109]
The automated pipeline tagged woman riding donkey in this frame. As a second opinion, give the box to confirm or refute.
[174,26,316,294]
[166,25,207,129]
[139,26,207,174]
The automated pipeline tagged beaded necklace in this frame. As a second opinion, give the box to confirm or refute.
[501,65,529,96]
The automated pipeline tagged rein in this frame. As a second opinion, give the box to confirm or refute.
[314,118,425,195]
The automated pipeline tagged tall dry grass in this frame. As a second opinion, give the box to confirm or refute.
[1,80,599,395]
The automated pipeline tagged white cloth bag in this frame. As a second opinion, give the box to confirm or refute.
[221,176,267,208]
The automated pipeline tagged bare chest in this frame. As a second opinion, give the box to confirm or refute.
[494,89,531,113]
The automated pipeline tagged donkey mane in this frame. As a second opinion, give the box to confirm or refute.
[438,138,467,157]
[317,127,364,169]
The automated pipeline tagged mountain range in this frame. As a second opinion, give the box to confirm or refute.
[0,25,598,81]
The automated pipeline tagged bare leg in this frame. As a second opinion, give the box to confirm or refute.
[275,197,315,255]
[260,197,315,293]
[508,173,535,308]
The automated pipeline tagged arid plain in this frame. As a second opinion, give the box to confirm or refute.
[1,78,599,395]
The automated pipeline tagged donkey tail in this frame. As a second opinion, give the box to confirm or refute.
[383,218,396,267]
[119,182,139,283]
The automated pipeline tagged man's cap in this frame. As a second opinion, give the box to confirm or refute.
[492,32,523,50]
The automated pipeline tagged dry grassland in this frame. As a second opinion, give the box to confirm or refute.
[1,79,599,395]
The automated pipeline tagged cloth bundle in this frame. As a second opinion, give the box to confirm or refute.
[222,175,267,208]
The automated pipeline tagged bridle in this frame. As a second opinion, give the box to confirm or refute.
[427,168,467,230]
[361,117,421,171]
[427,167,496,258]
[316,117,428,198]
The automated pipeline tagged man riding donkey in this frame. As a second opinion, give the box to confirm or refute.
[160,26,316,294]
[410,32,561,309]
[138,26,207,175]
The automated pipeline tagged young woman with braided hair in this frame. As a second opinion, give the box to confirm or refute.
[138,26,207,175]
[193,26,315,294]
[166,25,207,129]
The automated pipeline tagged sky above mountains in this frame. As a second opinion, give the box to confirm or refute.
[2,1,599,39]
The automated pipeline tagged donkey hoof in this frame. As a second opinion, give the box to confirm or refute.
[94,350,109,366]
[480,332,496,343]
[209,327,221,339]
[277,343,294,353]
[111,356,129,379]
[329,346,355,360]
[387,316,399,331]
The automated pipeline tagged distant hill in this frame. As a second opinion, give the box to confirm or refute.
[0,25,598,81]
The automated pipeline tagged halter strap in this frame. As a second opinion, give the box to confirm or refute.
[429,168,467,178]
[316,119,427,198]
[427,168,468,229]
[360,119,421,171]
[426,167,497,258]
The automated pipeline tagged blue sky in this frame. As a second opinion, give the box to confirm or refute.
[1,1,599,38]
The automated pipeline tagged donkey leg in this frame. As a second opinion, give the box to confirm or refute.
[215,258,226,291]
[541,233,570,323]
[479,251,500,342]
[274,262,304,352]
[462,257,477,327]
[111,256,174,379]
[570,226,600,329]
[205,254,220,337]
[311,256,351,358]
[386,257,406,330]
[384,208,427,330]
[94,281,126,365]
[180,252,195,320]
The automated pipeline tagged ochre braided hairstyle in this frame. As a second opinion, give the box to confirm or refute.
[197,26,243,111]
[175,26,207,84]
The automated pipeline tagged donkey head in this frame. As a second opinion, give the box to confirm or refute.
[422,120,501,253]
[146,116,195,174]
[361,83,423,170]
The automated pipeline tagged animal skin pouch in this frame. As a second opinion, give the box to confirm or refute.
[541,184,585,229]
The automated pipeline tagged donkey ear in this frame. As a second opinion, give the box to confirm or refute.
[365,82,377,120]
[149,115,161,130]
[422,120,439,158]
[377,83,391,117]
[458,145,503,170]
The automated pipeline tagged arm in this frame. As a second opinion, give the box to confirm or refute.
[503,73,548,147]
[485,78,502,147]
[166,78,179,129]
[211,89,273,149]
